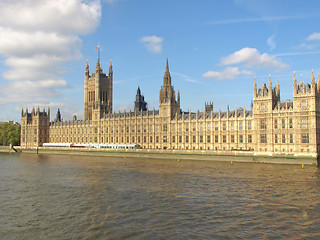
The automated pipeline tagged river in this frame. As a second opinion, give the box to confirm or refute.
[1,152,320,239]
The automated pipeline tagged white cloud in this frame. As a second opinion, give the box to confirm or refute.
[173,72,202,84]
[207,15,308,25]
[307,32,320,41]
[202,67,252,81]
[221,47,288,70]
[294,43,318,50]
[0,0,101,107]
[267,35,276,51]
[140,35,163,54]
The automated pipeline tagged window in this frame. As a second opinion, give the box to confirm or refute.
[223,122,226,131]
[156,136,159,143]
[185,124,189,132]
[150,136,153,143]
[215,122,219,131]
[248,135,252,143]
[207,123,211,131]
[186,136,189,143]
[199,123,203,132]
[289,119,293,129]
[248,121,252,130]
[207,135,211,143]
[172,124,175,132]
[200,136,203,143]
[172,136,175,143]
[274,120,278,129]
[282,134,285,143]
[144,136,146,143]
[193,123,196,132]
[215,135,218,143]
[301,100,307,109]
[144,126,146,133]
[282,119,285,129]
[301,134,309,143]
[223,135,226,143]
[179,124,182,132]
[138,126,141,133]
[275,134,278,144]
[260,134,267,143]
[231,135,235,143]
[260,119,267,129]
[163,136,167,143]
[261,103,265,111]
[239,135,243,143]
[150,125,153,132]
[193,136,196,143]
[301,118,308,129]
[156,125,159,132]
[163,124,167,132]
[230,122,235,131]
[132,126,134,133]
[179,136,182,143]
[290,134,293,143]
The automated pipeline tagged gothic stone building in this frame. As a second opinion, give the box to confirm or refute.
[21,58,320,158]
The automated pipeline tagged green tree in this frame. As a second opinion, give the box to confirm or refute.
[0,122,21,146]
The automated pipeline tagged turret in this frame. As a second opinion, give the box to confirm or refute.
[253,76,257,98]
[311,69,316,89]
[109,60,113,77]
[268,74,272,93]
[293,71,297,94]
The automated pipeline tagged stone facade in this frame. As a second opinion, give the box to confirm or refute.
[20,58,320,157]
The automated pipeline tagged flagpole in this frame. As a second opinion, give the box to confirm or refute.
[96,42,100,60]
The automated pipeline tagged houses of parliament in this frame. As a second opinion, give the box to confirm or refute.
[20,57,320,158]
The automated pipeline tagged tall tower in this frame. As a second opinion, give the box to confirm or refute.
[252,75,280,152]
[134,87,147,112]
[159,58,180,119]
[84,57,113,120]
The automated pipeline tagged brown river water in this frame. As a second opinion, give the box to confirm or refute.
[1,152,320,239]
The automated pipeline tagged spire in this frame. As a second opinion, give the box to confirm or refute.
[137,86,141,95]
[163,58,171,86]
[85,59,89,70]
[311,69,315,85]
[253,75,257,98]
[268,74,272,93]
[276,80,280,96]
[109,60,112,72]
[166,57,169,73]
[300,73,304,86]
[96,57,100,72]
[293,70,297,84]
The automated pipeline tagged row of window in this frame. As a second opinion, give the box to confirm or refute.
[260,118,308,129]
[260,134,309,144]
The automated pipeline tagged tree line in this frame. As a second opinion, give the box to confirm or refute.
[0,122,20,146]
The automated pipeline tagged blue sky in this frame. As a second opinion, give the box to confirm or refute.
[1,0,320,122]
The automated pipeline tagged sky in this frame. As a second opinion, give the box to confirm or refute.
[1,0,320,122]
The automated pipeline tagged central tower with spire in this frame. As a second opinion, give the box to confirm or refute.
[84,57,113,120]
[159,58,180,119]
